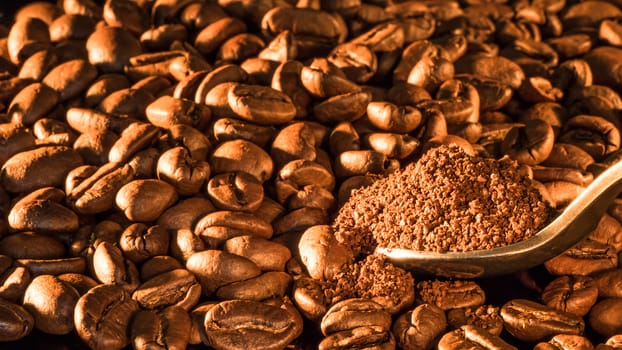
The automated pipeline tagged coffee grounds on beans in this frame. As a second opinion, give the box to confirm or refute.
[323,254,414,307]
[333,145,552,254]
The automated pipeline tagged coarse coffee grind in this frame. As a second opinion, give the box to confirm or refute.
[323,254,415,315]
[333,145,553,254]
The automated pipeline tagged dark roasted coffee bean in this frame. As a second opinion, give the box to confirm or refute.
[0,298,34,341]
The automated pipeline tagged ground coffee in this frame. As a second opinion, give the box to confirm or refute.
[333,145,552,254]
[323,254,414,314]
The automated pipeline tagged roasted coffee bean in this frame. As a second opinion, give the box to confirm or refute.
[14,256,86,277]
[292,276,328,322]
[534,334,595,350]
[545,239,619,276]
[186,250,261,296]
[194,210,273,248]
[204,298,303,350]
[131,305,191,350]
[366,101,422,133]
[0,265,30,303]
[91,241,139,291]
[215,271,291,301]
[0,298,34,341]
[299,225,354,281]
[589,298,622,338]
[1,145,83,193]
[67,162,135,214]
[157,146,210,196]
[8,82,59,126]
[22,274,80,335]
[212,117,275,148]
[74,284,140,350]
[593,268,622,298]
[542,275,599,317]
[321,298,392,336]
[132,268,201,310]
[559,115,621,161]
[56,273,98,296]
[119,224,169,264]
[0,123,36,166]
[437,325,517,350]
[139,255,184,282]
[210,139,274,182]
[319,325,396,350]
[146,95,211,130]
[108,122,159,163]
[0,231,66,259]
[392,303,447,350]
[500,119,555,166]
[8,187,79,234]
[501,299,585,342]
[7,17,51,65]
[115,179,178,222]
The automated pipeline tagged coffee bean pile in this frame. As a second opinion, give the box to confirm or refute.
[0,0,622,349]
[333,145,552,253]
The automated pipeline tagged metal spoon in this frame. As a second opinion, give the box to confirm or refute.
[375,159,622,278]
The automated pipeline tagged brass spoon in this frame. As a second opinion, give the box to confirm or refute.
[375,159,622,278]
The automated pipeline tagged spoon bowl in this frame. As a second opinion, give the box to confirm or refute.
[376,160,622,278]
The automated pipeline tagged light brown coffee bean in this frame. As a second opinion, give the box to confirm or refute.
[108,122,159,163]
[146,95,211,130]
[8,187,79,234]
[298,225,354,281]
[8,82,59,126]
[210,139,274,183]
[224,235,291,272]
[207,171,264,212]
[194,210,273,248]
[156,196,215,231]
[22,274,80,335]
[215,271,291,301]
[116,179,178,222]
[7,17,51,65]
[157,146,210,196]
[534,334,595,350]
[1,145,83,193]
[119,224,169,264]
[91,241,139,291]
[42,58,97,101]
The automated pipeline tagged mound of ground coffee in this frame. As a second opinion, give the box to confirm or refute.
[333,145,552,254]
[323,254,414,313]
